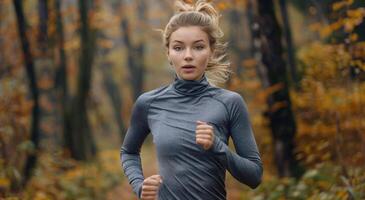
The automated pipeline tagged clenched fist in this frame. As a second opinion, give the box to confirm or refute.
[195,120,215,150]
[141,175,163,200]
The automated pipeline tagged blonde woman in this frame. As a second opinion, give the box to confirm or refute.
[121,1,263,199]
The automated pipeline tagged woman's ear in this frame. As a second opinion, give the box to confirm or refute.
[168,59,173,66]
[166,51,173,66]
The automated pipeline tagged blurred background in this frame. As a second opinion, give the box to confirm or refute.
[1,0,365,199]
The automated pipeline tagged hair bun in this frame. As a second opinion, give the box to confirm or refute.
[175,0,194,12]
[195,0,219,20]
[175,0,220,22]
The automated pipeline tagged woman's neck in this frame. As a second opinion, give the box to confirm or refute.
[172,73,210,95]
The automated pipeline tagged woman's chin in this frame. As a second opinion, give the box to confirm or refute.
[179,73,203,81]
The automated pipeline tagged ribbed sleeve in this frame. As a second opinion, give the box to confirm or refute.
[120,93,151,198]
[210,92,263,188]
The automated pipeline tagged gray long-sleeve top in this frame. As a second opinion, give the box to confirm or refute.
[121,74,263,200]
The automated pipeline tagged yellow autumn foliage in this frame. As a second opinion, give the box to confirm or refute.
[292,40,365,167]
[19,150,123,200]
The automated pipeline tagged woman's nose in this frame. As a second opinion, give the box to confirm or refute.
[184,48,193,61]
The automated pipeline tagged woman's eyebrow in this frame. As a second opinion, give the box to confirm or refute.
[171,40,183,44]
[171,39,206,44]
[193,39,205,43]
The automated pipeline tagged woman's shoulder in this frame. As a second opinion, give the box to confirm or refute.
[211,87,245,104]
[135,85,170,104]
[211,88,249,116]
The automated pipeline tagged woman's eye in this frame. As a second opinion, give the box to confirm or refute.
[173,46,183,51]
[195,46,205,50]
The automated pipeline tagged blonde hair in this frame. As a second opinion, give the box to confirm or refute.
[163,0,231,86]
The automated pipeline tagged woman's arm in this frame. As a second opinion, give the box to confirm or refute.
[211,93,263,189]
[121,94,150,198]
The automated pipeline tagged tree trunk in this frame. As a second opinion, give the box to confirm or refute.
[246,0,271,89]
[38,0,48,52]
[229,8,245,76]
[278,0,299,89]
[37,0,64,150]
[103,62,126,141]
[13,0,40,185]
[120,0,146,101]
[64,0,97,160]
[53,0,70,152]
[256,0,301,178]
[98,31,126,141]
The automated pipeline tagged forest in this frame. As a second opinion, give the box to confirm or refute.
[0,0,364,199]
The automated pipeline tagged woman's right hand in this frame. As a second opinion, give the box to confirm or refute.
[141,174,163,200]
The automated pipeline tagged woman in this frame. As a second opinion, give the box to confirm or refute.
[121,1,263,199]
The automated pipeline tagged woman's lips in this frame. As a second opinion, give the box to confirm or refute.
[181,65,196,73]
[182,65,196,68]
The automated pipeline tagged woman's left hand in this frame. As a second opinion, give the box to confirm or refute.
[195,120,215,150]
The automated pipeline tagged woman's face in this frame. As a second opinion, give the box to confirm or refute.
[168,26,212,81]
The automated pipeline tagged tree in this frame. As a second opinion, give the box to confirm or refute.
[278,0,299,89]
[37,0,64,149]
[256,0,301,177]
[13,0,40,185]
[228,5,247,76]
[64,0,97,160]
[38,0,48,52]
[53,0,70,152]
[120,0,147,101]
[98,31,127,141]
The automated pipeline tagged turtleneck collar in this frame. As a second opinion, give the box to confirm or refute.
[172,74,210,95]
